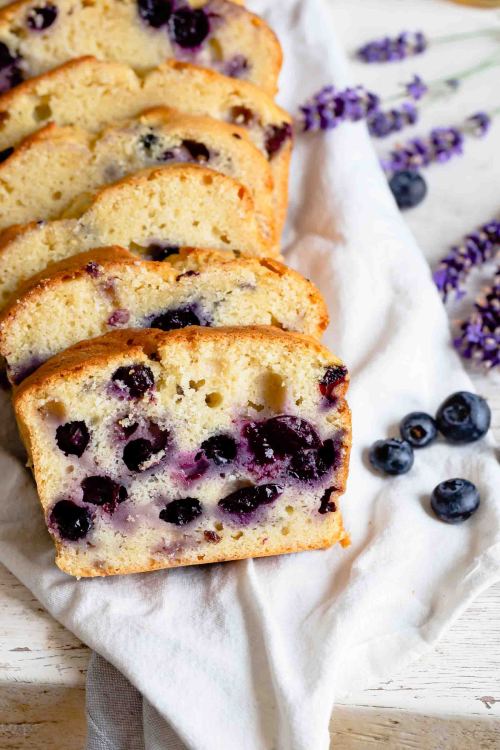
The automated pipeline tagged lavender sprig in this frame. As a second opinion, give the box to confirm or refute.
[433,220,500,301]
[299,85,379,132]
[356,27,500,64]
[357,31,426,63]
[454,270,500,369]
[382,111,491,174]
[367,102,418,138]
[405,74,427,101]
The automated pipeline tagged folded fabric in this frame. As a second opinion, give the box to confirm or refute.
[0,1,498,749]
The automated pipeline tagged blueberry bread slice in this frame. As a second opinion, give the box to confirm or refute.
[0,58,292,232]
[0,163,276,305]
[0,246,328,384]
[14,327,351,577]
[0,0,281,95]
[0,108,276,244]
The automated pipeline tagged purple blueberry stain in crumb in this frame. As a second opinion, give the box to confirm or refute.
[179,455,209,481]
[81,476,127,514]
[199,433,237,466]
[218,483,283,515]
[137,0,172,28]
[224,54,248,79]
[55,421,90,457]
[122,421,170,472]
[114,416,139,440]
[123,437,156,472]
[204,530,221,543]
[107,309,130,327]
[0,43,23,94]
[11,356,44,385]
[288,438,337,482]
[318,487,337,514]
[319,365,348,402]
[146,243,180,261]
[264,122,292,159]
[85,261,102,278]
[244,415,322,465]
[26,4,58,30]
[159,497,203,525]
[181,139,210,163]
[111,364,155,400]
[168,7,210,48]
[50,500,92,541]
[229,106,256,127]
[0,146,14,163]
[148,304,210,332]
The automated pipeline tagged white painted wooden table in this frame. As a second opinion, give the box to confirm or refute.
[1,0,500,747]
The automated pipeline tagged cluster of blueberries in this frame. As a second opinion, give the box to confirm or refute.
[369,391,491,524]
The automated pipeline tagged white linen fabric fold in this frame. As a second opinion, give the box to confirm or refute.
[0,0,499,748]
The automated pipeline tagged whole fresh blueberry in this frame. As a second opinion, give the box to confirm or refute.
[149,305,201,331]
[111,364,155,399]
[436,391,491,444]
[400,411,437,448]
[159,497,202,525]
[168,8,209,48]
[81,476,127,512]
[389,170,427,210]
[50,500,92,541]
[430,478,480,524]
[26,4,58,30]
[218,483,283,515]
[55,420,90,457]
[200,434,238,466]
[369,438,414,475]
[137,0,172,28]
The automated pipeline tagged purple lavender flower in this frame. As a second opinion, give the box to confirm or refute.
[405,74,427,101]
[382,126,464,173]
[299,84,379,132]
[464,112,491,138]
[368,101,418,138]
[454,270,499,369]
[433,220,500,301]
[357,31,427,63]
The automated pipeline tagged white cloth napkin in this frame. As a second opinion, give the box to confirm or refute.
[0,0,499,748]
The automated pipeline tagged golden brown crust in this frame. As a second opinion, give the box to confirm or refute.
[0,0,282,96]
[0,57,291,238]
[15,326,348,404]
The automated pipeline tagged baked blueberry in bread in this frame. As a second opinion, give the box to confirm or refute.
[0,246,328,384]
[0,108,276,244]
[0,0,281,95]
[14,327,351,577]
[0,58,292,232]
[0,163,277,305]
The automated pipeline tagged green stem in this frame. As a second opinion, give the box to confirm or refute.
[433,27,500,45]
[384,55,500,104]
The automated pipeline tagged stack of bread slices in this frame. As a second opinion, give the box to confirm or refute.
[0,0,351,577]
